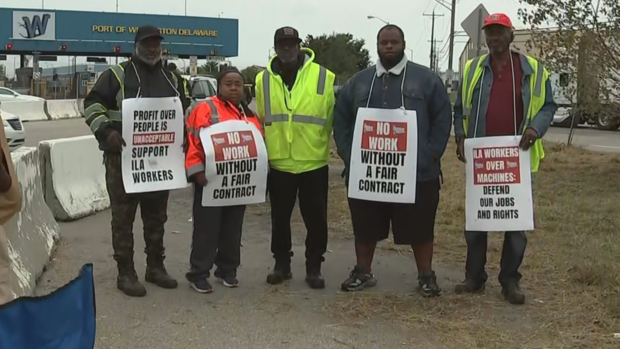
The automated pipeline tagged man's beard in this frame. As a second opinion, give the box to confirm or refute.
[135,45,162,66]
[378,50,405,68]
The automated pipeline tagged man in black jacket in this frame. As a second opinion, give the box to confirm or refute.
[83,25,190,297]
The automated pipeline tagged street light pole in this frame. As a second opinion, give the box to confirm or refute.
[367,15,389,25]
[185,0,187,16]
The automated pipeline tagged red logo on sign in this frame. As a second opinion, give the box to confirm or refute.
[473,146,521,185]
[211,131,258,161]
[360,120,407,152]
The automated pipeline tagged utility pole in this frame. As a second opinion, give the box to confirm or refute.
[115,0,119,65]
[424,10,444,72]
[447,0,457,88]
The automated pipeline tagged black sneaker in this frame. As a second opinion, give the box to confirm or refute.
[417,270,441,297]
[214,270,239,288]
[189,279,213,294]
[340,265,377,292]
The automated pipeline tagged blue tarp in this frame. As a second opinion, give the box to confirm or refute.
[0,263,96,349]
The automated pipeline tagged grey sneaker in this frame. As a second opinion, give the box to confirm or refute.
[417,270,441,297]
[341,265,377,292]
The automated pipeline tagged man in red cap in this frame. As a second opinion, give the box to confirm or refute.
[452,13,556,305]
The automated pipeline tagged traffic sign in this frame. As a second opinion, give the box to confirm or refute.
[189,56,197,64]
[33,72,40,80]
[461,3,489,54]
[206,56,225,62]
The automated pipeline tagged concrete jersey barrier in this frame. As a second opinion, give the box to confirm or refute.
[39,135,110,221]
[0,100,50,122]
[4,147,60,298]
[46,99,82,120]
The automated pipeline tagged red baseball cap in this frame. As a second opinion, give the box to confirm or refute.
[482,13,513,29]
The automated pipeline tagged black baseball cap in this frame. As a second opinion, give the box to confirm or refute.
[135,25,163,43]
[274,26,301,45]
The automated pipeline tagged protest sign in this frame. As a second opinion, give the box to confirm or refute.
[121,97,188,193]
[348,108,418,203]
[199,120,268,207]
[464,136,534,232]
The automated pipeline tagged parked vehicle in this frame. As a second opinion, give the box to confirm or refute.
[0,87,45,102]
[0,109,26,152]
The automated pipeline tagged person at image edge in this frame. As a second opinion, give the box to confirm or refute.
[255,26,336,289]
[83,25,191,297]
[333,24,452,296]
[184,68,263,293]
[452,13,556,305]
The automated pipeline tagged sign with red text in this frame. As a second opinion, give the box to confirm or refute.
[348,108,418,203]
[199,120,268,206]
[121,96,188,193]
[464,136,534,232]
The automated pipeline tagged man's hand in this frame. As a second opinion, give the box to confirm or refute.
[456,137,466,163]
[194,172,208,186]
[519,128,539,151]
[106,131,126,152]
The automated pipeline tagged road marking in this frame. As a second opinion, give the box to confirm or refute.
[590,145,620,149]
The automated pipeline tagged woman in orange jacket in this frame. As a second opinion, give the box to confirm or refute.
[184,67,263,293]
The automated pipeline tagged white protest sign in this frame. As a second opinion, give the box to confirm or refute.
[199,120,268,207]
[465,136,534,232]
[347,108,418,203]
[121,97,187,194]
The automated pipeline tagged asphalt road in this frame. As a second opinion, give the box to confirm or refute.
[18,113,620,348]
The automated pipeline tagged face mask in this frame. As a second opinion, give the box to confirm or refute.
[135,42,162,66]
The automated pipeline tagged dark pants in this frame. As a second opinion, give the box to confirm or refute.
[186,185,246,281]
[104,153,169,266]
[464,231,527,286]
[268,166,328,268]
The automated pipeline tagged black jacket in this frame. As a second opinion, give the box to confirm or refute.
[84,55,191,151]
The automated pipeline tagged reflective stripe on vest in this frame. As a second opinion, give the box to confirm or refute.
[261,66,328,126]
[204,99,220,124]
[108,64,125,121]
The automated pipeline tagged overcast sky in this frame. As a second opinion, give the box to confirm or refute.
[2,0,525,77]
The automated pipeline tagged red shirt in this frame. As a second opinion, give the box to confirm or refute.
[485,53,524,136]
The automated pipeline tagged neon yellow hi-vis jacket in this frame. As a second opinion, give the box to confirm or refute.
[456,53,556,172]
[255,48,335,174]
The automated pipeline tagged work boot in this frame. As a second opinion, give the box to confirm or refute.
[117,264,147,297]
[502,282,525,305]
[266,260,292,285]
[305,263,325,289]
[145,258,178,289]
[454,278,485,294]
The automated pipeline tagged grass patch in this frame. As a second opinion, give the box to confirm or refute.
[325,141,620,348]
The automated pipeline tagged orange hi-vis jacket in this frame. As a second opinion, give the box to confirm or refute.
[185,96,264,178]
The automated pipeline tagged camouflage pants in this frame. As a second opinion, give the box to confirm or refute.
[104,153,170,266]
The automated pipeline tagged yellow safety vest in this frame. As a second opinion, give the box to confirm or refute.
[461,54,548,172]
[86,63,188,134]
[255,48,335,173]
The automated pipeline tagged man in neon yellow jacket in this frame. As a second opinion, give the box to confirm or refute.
[255,27,335,289]
[452,13,556,305]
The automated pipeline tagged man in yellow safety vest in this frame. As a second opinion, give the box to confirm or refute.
[255,26,335,289]
[452,13,556,305]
